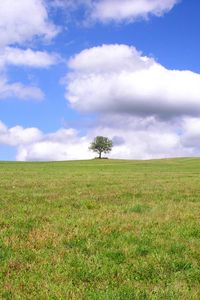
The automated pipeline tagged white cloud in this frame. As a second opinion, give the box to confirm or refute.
[181,118,200,149]
[0,47,59,68]
[16,129,91,161]
[68,44,152,73]
[0,46,58,100]
[66,44,200,119]
[16,139,91,161]
[0,121,43,146]
[85,116,190,159]
[51,0,179,23]
[0,121,91,161]
[1,116,200,161]
[0,0,61,101]
[0,0,59,47]
[0,77,44,100]
[90,0,179,23]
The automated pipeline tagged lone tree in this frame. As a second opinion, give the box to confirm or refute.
[89,136,113,159]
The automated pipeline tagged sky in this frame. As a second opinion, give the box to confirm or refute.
[1,0,200,161]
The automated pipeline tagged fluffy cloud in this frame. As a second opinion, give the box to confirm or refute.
[17,139,90,161]
[16,127,92,161]
[51,0,179,23]
[0,121,43,146]
[90,0,179,23]
[66,44,200,119]
[180,118,200,148]
[57,43,200,161]
[0,46,59,100]
[0,122,91,161]
[0,0,59,47]
[0,47,59,69]
[0,77,44,100]
[1,116,200,161]
[86,115,191,159]
[0,0,60,101]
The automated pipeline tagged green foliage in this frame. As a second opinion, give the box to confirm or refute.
[0,158,200,299]
[89,136,113,158]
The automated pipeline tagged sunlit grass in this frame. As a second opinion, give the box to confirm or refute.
[0,158,200,299]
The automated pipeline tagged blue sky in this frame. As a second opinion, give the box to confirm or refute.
[1,0,200,161]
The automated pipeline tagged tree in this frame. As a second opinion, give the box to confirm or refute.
[89,136,113,159]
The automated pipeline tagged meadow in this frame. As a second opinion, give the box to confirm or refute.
[0,158,200,299]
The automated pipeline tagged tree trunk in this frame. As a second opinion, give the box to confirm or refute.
[99,151,102,159]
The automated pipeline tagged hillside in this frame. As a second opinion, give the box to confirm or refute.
[0,158,200,299]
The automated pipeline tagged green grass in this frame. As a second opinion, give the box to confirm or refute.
[0,158,200,299]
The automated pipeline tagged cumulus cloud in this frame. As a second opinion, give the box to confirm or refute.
[180,118,200,149]
[0,121,43,146]
[0,47,60,69]
[0,121,91,161]
[66,44,200,119]
[0,77,44,100]
[90,0,180,23]
[0,0,61,101]
[0,0,59,47]
[86,116,188,159]
[1,116,200,161]
[16,139,90,161]
[51,0,179,23]
[16,127,92,161]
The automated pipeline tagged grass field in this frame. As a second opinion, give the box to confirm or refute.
[0,158,200,299]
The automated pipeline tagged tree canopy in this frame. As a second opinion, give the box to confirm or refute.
[89,136,113,158]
